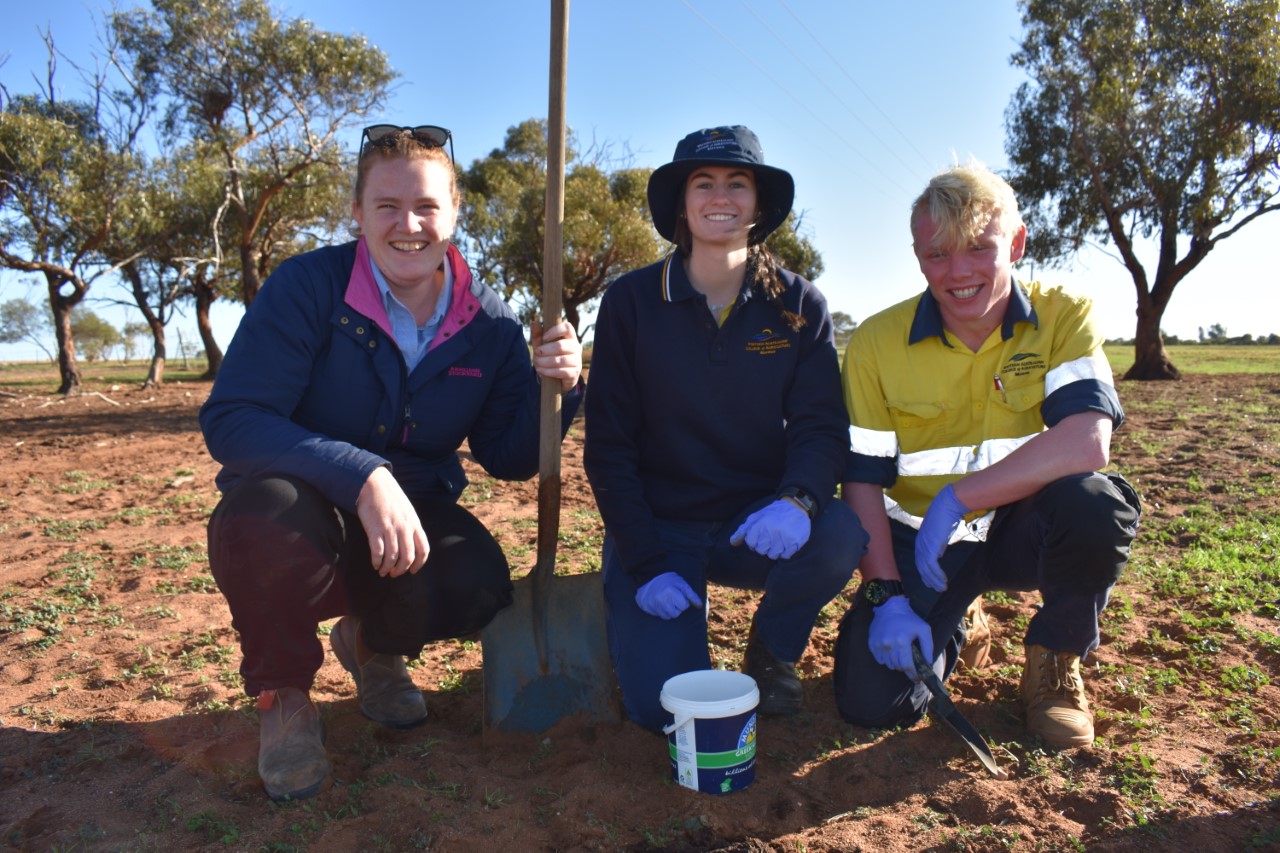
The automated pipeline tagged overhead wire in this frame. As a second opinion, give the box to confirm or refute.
[773,0,935,170]
[737,0,923,177]
[675,0,912,197]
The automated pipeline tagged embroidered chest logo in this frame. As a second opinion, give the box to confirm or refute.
[1002,351,1046,378]
[745,328,791,356]
[448,366,483,378]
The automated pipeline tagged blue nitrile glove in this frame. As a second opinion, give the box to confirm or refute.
[635,572,703,620]
[914,483,970,592]
[729,499,811,560]
[868,596,934,678]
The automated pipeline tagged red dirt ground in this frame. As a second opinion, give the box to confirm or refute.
[1,373,1278,851]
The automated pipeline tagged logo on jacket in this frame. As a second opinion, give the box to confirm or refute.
[448,366,483,378]
[1002,352,1046,378]
[745,328,790,356]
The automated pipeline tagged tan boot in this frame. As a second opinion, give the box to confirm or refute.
[330,616,427,728]
[1021,644,1094,749]
[257,687,332,801]
[957,598,992,671]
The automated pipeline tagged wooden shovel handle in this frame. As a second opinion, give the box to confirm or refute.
[533,0,569,658]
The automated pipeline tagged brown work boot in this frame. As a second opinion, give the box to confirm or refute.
[742,623,803,716]
[957,598,993,671]
[257,687,332,802]
[1021,644,1094,749]
[330,616,427,728]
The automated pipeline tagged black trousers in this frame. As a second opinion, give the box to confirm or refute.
[833,471,1141,729]
[208,475,513,696]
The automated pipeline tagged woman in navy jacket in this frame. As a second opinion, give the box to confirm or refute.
[201,125,583,801]
[583,126,866,732]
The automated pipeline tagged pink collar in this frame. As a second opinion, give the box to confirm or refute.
[344,239,482,349]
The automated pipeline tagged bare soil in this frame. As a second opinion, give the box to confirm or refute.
[1,373,1278,852]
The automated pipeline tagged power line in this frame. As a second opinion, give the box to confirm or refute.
[737,0,923,177]
[676,0,911,196]
[774,0,934,170]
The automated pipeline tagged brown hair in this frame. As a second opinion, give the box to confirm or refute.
[673,178,806,332]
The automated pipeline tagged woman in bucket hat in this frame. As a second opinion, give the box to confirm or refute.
[584,126,867,732]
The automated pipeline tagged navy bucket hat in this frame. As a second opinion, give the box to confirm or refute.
[647,125,795,245]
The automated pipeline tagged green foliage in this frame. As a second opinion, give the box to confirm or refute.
[1006,0,1280,378]
[459,119,666,332]
[0,297,54,360]
[70,310,124,362]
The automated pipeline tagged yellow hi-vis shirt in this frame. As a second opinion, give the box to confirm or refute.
[842,280,1118,539]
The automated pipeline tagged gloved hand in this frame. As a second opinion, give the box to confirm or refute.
[729,499,811,560]
[914,483,970,592]
[635,572,703,620]
[868,596,934,678]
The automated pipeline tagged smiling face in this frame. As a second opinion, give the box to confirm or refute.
[913,209,1027,348]
[352,154,458,293]
[682,166,758,252]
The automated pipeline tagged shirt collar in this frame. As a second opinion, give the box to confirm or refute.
[907,280,1038,347]
[659,251,755,306]
[370,254,453,327]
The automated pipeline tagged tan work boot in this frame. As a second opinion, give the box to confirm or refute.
[257,687,332,801]
[957,598,992,671]
[330,616,428,728]
[1021,644,1094,749]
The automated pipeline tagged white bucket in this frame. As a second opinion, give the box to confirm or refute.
[659,670,759,794]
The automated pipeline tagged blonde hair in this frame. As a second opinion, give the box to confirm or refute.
[910,160,1023,252]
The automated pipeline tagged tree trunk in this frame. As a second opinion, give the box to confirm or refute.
[240,239,262,306]
[47,275,82,396]
[143,321,166,389]
[1125,299,1181,381]
[193,273,225,379]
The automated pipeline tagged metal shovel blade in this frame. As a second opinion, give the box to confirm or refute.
[480,568,618,732]
[912,642,1008,779]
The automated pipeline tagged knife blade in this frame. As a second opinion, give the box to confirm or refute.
[912,641,1008,779]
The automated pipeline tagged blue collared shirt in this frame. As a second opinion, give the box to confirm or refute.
[370,261,453,372]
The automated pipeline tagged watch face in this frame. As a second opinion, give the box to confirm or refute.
[864,580,890,606]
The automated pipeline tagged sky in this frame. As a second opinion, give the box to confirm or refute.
[1,0,1276,361]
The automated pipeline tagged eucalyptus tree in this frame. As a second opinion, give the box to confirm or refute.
[113,0,396,307]
[1006,0,1280,379]
[461,119,666,333]
[0,89,146,393]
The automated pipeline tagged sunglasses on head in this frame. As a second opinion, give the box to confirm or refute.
[360,124,454,163]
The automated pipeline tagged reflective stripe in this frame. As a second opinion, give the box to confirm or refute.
[1045,351,1113,397]
[884,495,993,543]
[898,434,1037,478]
[850,424,898,458]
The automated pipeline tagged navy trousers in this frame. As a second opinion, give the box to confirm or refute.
[833,471,1140,729]
[604,496,867,732]
[208,475,513,696]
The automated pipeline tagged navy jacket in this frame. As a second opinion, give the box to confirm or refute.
[584,253,848,583]
[201,239,582,511]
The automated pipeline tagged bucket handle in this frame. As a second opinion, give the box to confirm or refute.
[662,714,694,736]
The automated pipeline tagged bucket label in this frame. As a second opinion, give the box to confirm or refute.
[669,712,757,794]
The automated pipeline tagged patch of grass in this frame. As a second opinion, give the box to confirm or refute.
[54,470,112,493]
[38,517,107,541]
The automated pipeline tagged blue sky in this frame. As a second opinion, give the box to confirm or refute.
[2,0,1275,360]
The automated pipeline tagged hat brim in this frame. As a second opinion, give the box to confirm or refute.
[647,159,795,245]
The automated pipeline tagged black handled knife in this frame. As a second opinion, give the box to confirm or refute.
[912,641,1008,779]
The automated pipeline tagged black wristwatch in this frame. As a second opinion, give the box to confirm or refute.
[862,578,906,607]
[777,486,818,520]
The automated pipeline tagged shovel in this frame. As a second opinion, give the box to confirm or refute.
[480,0,619,733]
